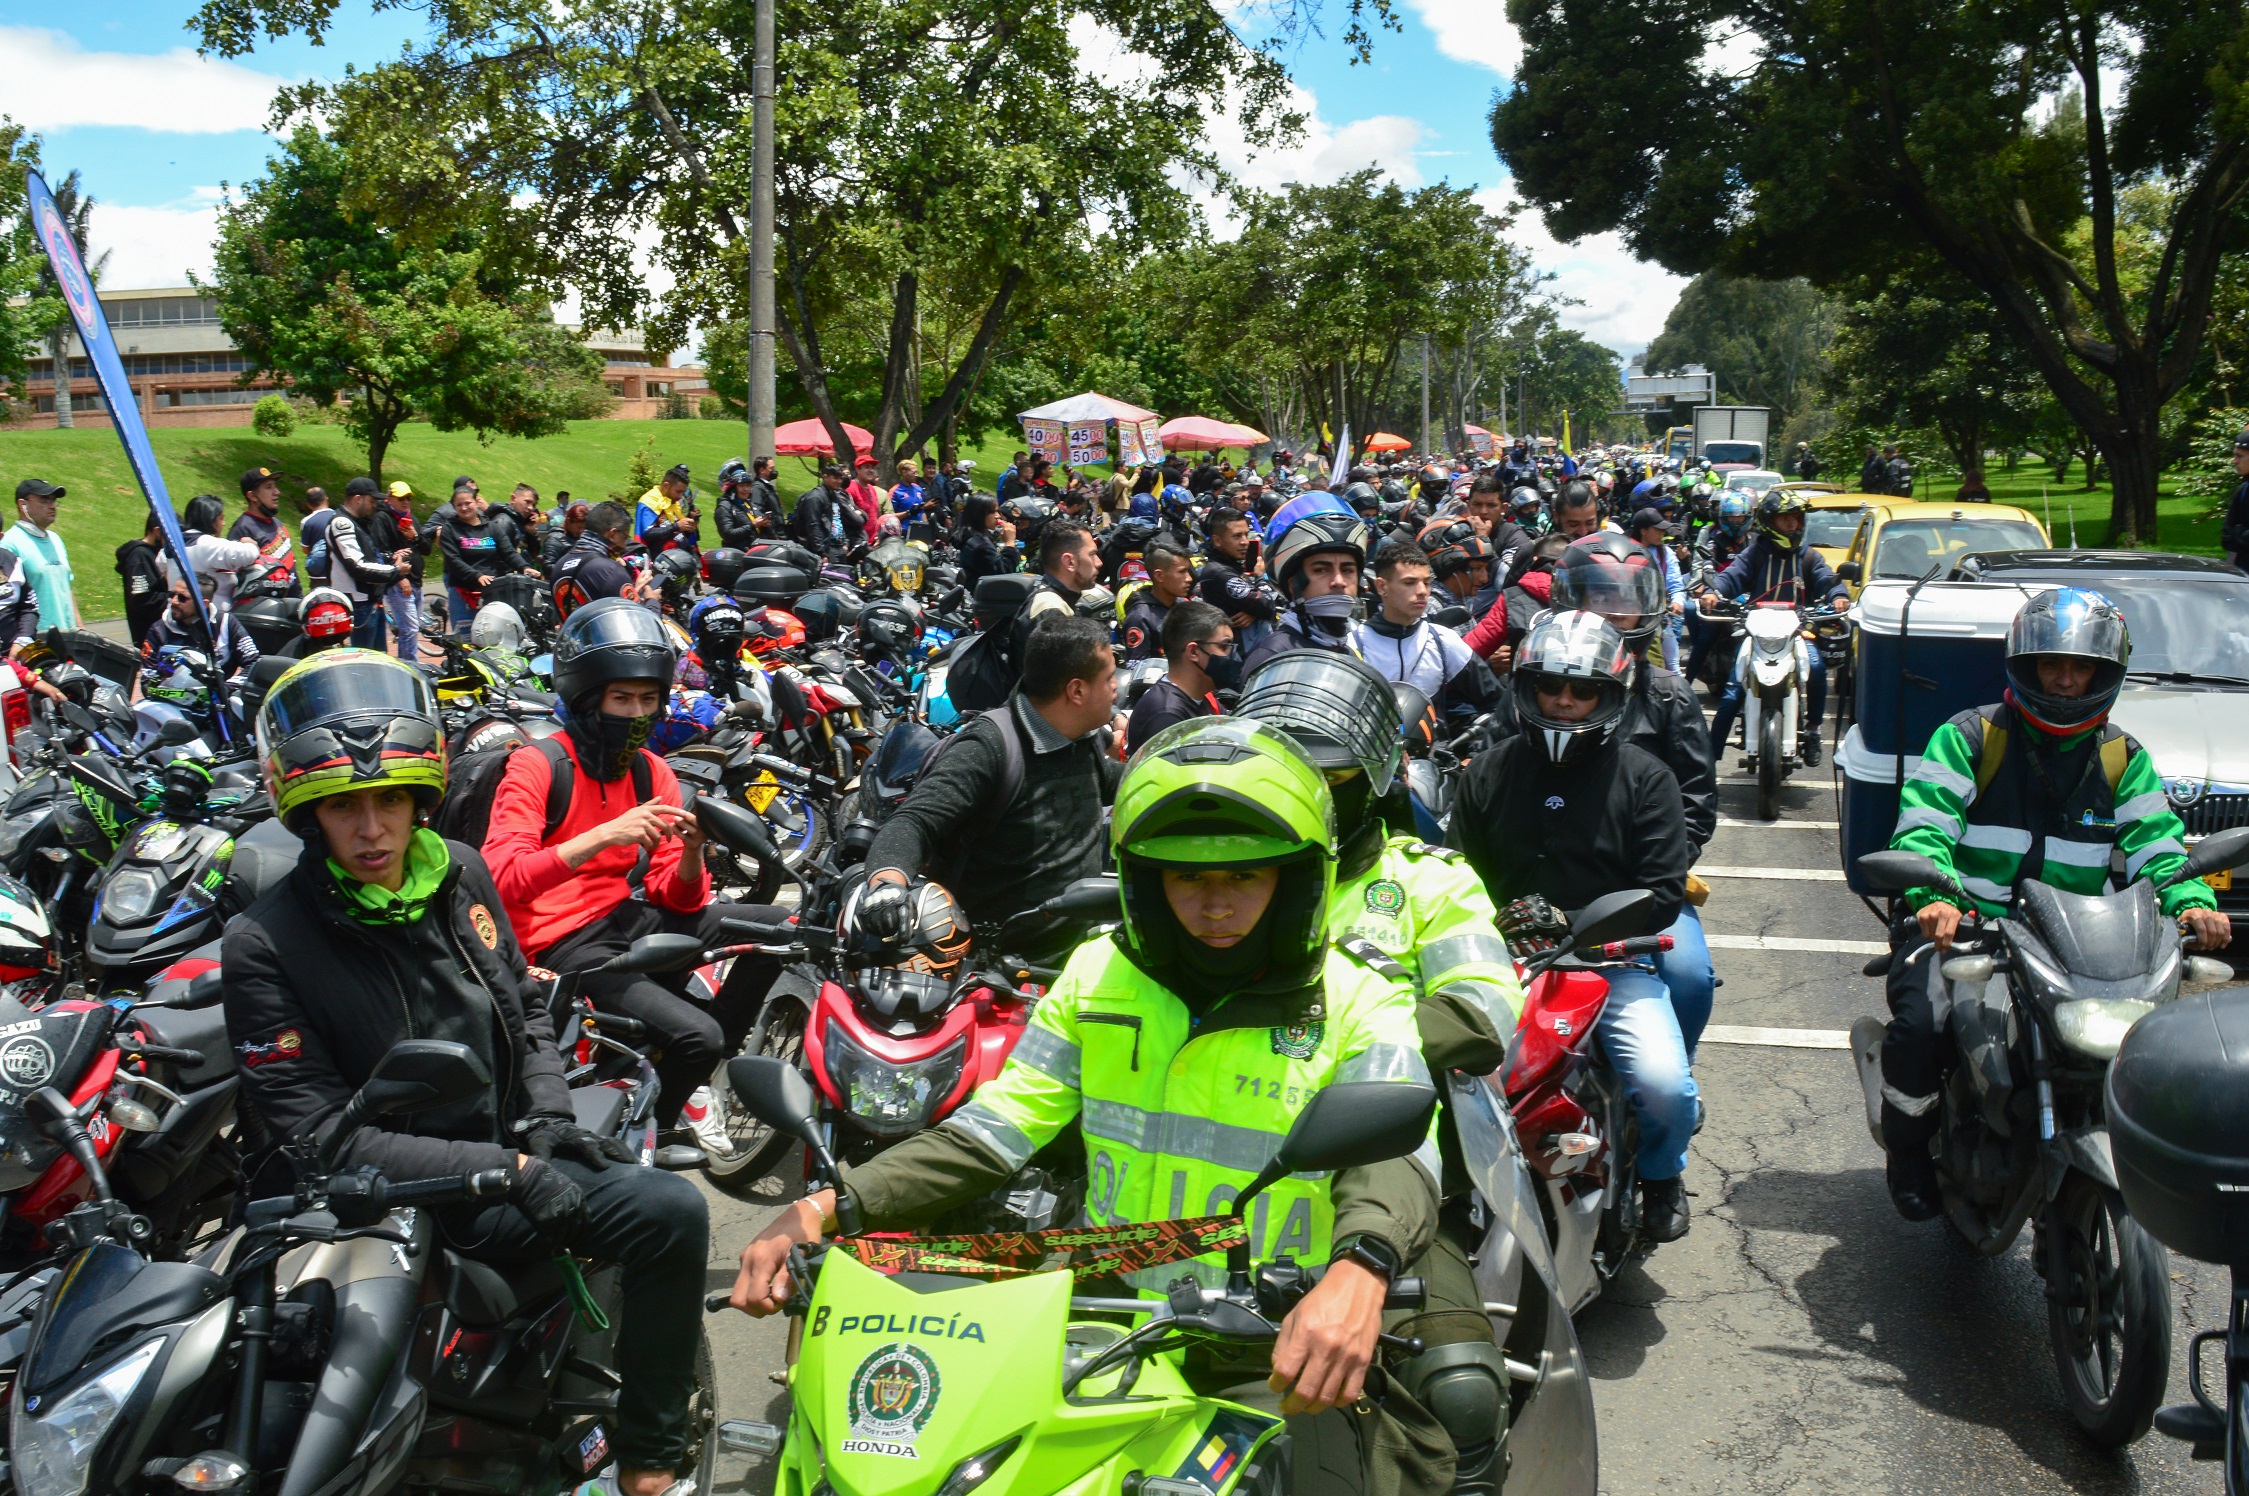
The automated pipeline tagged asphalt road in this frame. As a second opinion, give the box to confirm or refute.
[685,753,2236,1496]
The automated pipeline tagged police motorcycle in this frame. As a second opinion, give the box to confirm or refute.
[5,1037,720,1496]
[1847,828,2249,1447]
[715,1059,1455,1496]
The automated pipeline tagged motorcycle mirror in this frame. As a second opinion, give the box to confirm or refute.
[1569,890,1655,947]
[1274,1080,1437,1177]
[158,719,200,747]
[353,1040,491,1119]
[1429,604,1472,630]
[1835,562,1862,583]
[726,1055,822,1146]
[1041,876,1121,921]
[698,795,783,865]
[2168,827,2249,887]
[602,933,707,975]
[58,701,102,736]
[1855,849,1959,898]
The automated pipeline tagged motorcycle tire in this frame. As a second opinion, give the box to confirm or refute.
[748,794,830,905]
[1756,710,1783,821]
[682,1327,722,1494]
[705,994,810,1194]
[2046,1171,2171,1447]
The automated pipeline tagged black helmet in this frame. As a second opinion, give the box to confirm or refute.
[1754,489,1808,551]
[652,547,701,597]
[703,547,751,592]
[183,493,224,534]
[836,876,974,1036]
[1267,496,1371,598]
[2005,587,2129,733]
[1378,478,1410,508]
[1342,481,1381,514]
[1234,649,1404,796]
[794,589,845,644]
[1513,611,1634,766]
[1429,534,1494,584]
[1551,534,1668,653]
[1508,486,1543,515]
[551,597,677,712]
[691,597,749,661]
[717,457,750,487]
[858,599,920,660]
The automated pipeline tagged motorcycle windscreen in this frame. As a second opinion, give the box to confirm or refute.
[0,1001,111,1192]
[19,1242,223,1400]
[1446,1071,1571,1303]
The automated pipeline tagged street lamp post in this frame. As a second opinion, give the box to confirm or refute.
[747,0,777,468]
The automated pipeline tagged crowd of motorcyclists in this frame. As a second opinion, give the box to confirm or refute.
[0,426,2228,1496]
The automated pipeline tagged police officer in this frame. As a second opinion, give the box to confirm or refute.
[1198,507,1276,647]
[1877,588,2227,1219]
[733,718,1495,1496]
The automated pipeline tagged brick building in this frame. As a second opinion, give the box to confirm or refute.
[10,287,707,429]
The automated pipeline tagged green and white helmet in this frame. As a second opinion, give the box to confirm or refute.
[1111,717,1335,1001]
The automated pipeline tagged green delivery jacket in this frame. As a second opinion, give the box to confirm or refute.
[1890,701,2214,920]
[843,935,1441,1291]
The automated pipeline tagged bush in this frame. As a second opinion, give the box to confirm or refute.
[699,394,732,421]
[251,393,297,438]
[611,434,660,503]
[2181,407,2249,503]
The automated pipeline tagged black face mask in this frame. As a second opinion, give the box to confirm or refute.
[568,705,657,782]
[1202,645,1243,692]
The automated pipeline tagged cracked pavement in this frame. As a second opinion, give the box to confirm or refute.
[685,767,2233,1495]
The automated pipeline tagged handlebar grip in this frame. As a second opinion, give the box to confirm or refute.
[582,1010,650,1040]
[385,1170,515,1207]
[1595,935,1676,959]
[706,1290,732,1313]
[127,1043,207,1066]
[721,918,796,942]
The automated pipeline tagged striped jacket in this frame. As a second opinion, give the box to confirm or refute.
[1891,701,2214,919]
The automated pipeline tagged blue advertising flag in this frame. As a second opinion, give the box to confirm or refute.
[25,168,215,646]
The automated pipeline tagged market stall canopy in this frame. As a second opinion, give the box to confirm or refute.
[1159,415,1269,451]
[1464,424,1495,440]
[1017,392,1159,424]
[773,417,875,456]
[1363,431,1413,453]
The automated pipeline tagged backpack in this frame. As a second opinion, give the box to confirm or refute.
[914,707,1027,885]
[434,736,654,851]
[1971,707,2129,799]
[944,574,1041,713]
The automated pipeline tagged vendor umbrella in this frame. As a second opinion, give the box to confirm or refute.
[1363,432,1413,453]
[773,416,875,457]
[1159,415,1269,451]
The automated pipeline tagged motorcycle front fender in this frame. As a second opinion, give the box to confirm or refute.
[2047,1125,2118,1197]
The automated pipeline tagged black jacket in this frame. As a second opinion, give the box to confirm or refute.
[2225,477,2249,565]
[1447,735,1688,934]
[372,502,436,584]
[1197,556,1275,623]
[1483,664,1716,855]
[437,515,528,590]
[1241,606,1353,675]
[1121,590,1171,662]
[956,530,1018,590]
[486,506,534,571]
[1126,676,1215,748]
[866,693,1121,935]
[222,842,575,1181]
[1708,533,1847,607]
[718,480,784,549]
[792,484,864,558]
[115,537,166,639]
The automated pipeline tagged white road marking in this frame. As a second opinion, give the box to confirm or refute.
[1701,1024,1854,1050]
[1716,817,1840,830]
[1697,865,1847,881]
[1704,934,1887,955]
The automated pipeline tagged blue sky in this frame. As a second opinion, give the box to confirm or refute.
[3,1,1684,356]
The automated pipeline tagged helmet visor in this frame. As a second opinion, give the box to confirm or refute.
[564,601,676,653]
[263,658,436,738]
[2011,591,2128,667]
[1233,652,1403,794]
[1551,561,1665,622]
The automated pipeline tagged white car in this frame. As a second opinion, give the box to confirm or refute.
[1724,469,1785,498]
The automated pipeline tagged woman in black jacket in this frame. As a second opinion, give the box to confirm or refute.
[222,650,708,1496]
[953,494,1020,589]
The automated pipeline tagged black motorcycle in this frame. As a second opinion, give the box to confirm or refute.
[1851,830,2249,1445]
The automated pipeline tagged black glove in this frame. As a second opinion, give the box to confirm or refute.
[1498,895,1567,955]
[512,1158,587,1239]
[522,1118,636,1172]
[859,881,916,944]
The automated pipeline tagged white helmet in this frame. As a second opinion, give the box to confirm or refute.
[0,871,54,992]
[469,601,527,653]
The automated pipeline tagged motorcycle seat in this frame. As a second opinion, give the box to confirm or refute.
[570,1085,629,1138]
[133,1002,234,1088]
[437,1249,567,1327]
[224,817,304,914]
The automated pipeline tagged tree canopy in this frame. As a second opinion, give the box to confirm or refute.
[1642,273,1838,424]
[1492,2,2249,541]
[0,125,64,425]
[202,127,609,482]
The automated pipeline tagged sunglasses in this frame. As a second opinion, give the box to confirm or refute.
[1532,675,1603,703]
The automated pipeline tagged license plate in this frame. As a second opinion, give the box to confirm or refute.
[2207,869,2233,892]
[744,772,781,813]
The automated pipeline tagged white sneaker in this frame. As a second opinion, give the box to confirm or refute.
[679,1087,735,1158]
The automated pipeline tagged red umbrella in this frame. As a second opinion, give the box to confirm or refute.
[1159,415,1269,451]
[773,417,875,457]
[1363,431,1412,453]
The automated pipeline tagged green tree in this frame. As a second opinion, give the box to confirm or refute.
[0,126,64,424]
[1494,323,1622,444]
[202,127,609,482]
[1822,269,2044,478]
[196,0,1294,477]
[1642,273,1838,423]
[1492,4,2249,543]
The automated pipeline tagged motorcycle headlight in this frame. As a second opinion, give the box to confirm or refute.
[2052,998,2155,1060]
[823,1021,966,1137]
[100,868,164,924]
[12,1337,163,1496]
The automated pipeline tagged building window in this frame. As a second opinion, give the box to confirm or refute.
[102,296,221,328]
[603,357,651,368]
[166,388,265,407]
[30,393,108,413]
[605,381,625,395]
[647,382,670,397]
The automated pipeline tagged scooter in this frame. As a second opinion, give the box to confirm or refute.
[8,1036,721,1496]
[1847,830,2249,1447]
[713,1057,1439,1496]
[1719,600,1841,821]
[1497,893,1677,1313]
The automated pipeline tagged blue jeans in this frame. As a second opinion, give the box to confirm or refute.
[1709,644,1825,759]
[386,582,422,662]
[1655,905,1714,1060]
[351,599,388,650]
[446,586,479,634]
[1598,964,1698,1181]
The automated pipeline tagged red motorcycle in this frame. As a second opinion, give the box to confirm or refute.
[1498,891,1674,1315]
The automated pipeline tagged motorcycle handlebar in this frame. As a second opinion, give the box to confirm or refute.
[384,1169,516,1207]
[1593,935,1676,959]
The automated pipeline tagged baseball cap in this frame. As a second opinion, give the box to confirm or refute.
[239,466,275,492]
[2235,429,2249,452]
[452,475,478,495]
[387,481,415,500]
[14,479,62,502]
[666,463,692,483]
[344,476,379,499]
[1629,506,1675,535]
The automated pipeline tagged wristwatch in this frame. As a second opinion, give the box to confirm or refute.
[1329,1233,1401,1282]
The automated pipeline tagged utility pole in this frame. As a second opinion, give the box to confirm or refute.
[747,0,777,468]
[1419,334,1430,455]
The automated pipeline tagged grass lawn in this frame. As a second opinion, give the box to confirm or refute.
[0,419,1031,620]
[1932,464,2226,555]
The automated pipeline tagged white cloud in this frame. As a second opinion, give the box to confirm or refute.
[0,27,291,134]
[1478,187,1688,359]
[1404,0,1520,76]
[87,190,224,291]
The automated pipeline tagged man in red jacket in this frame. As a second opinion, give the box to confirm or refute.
[483,597,785,1134]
